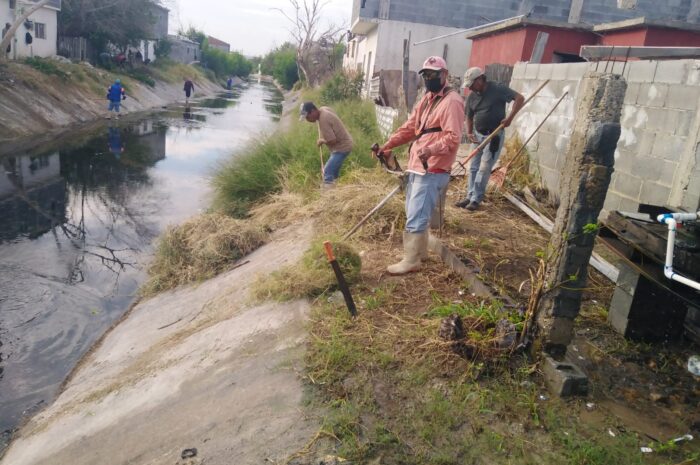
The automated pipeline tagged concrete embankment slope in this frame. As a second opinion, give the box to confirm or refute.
[0,61,221,141]
[1,224,315,465]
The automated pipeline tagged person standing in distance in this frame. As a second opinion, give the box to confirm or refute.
[300,101,354,186]
[455,67,524,211]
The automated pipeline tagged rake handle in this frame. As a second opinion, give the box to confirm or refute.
[457,79,550,170]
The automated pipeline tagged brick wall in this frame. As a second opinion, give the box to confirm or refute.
[510,59,700,213]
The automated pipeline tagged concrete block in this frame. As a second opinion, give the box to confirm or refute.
[511,63,525,80]
[623,82,641,105]
[635,131,656,158]
[618,196,640,213]
[551,63,568,80]
[603,191,622,212]
[566,62,589,80]
[684,61,700,85]
[653,60,688,84]
[537,64,554,81]
[613,173,642,198]
[665,86,700,111]
[542,356,588,397]
[638,83,669,107]
[644,108,680,135]
[626,60,657,83]
[524,64,539,80]
[640,181,671,205]
[651,133,686,162]
[676,111,695,137]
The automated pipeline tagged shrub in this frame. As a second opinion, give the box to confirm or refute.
[154,38,172,59]
[24,57,68,79]
[320,70,364,104]
[251,239,361,301]
[212,95,381,217]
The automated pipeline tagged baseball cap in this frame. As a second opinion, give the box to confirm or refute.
[419,56,447,74]
[299,101,317,120]
[462,67,484,89]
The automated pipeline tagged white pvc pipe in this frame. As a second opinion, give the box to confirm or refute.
[657,212,700,291]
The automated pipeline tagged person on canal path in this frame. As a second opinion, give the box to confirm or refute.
[106,79,126,119]
[378,56,465,275]
[184,78,195,105]
[455,67,524,211]
[300,101,354,186]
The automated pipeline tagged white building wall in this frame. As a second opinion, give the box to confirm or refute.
[376,21,471,78]
[0,1,58,59]
[344,20,472,79]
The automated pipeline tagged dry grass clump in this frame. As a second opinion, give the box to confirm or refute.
[251,239,361,302]
[250,168,406,241]
[142,213,268,296]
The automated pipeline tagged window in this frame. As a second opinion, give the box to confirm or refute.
[9,0,16,9]
[361,0,366,7]
[35,22,45,40]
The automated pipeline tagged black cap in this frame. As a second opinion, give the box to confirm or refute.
[299,101,317,120]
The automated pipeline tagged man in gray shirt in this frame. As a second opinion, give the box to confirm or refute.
[456,67,524,210]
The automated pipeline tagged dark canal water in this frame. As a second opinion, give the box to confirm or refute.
[0,82,283,445]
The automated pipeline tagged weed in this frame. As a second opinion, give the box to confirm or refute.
[251,239,361,302]
[24,57,68,79]
[212,92,381,217]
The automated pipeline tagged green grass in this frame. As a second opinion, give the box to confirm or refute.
[251,239,361,302]
[24,57,68,79]
[212,93,381,217]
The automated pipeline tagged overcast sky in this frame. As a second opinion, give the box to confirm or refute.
[168,0,353,57]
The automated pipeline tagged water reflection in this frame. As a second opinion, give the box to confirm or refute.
[0,82,284,444]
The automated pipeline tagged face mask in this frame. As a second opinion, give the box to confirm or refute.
[425,76,443,93]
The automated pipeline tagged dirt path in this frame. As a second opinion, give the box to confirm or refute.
[1,223,316,465]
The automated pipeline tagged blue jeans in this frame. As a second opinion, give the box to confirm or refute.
[405,172,450,233]
[108,101,121,112]
[323,151,349,183]
[467,129,505,203]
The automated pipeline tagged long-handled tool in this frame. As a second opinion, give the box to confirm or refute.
[489,90,569,190]
[323,241,357,317]
[318,146,326,179]
[343,183,403,240]
[454,79,550,176]
[317,123,326,178]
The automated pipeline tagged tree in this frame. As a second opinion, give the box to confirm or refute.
[59,0,164,52]
[261,43,299,89]
[0,0,52,61]
[273,0,343,86]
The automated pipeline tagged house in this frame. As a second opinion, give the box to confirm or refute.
[595,17,700,48]
[466,16,597,70]
[168,34,200,64]
[207,35,230,53]
[344,0,474,92]
[1,0,61,59]
[466,15,700,71]
[126,2,168,63]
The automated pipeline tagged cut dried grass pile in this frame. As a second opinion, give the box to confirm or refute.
[251,239,361,302]
[142,213,268,296]
[251,168,406,242]
[495,135,538,191]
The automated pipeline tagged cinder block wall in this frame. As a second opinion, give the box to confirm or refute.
[510,60,700,214]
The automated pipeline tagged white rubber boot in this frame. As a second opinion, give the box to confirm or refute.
[387,231,428,275]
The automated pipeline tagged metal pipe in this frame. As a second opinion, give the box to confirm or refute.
[658,212,700,291]
[412,15,526,46]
